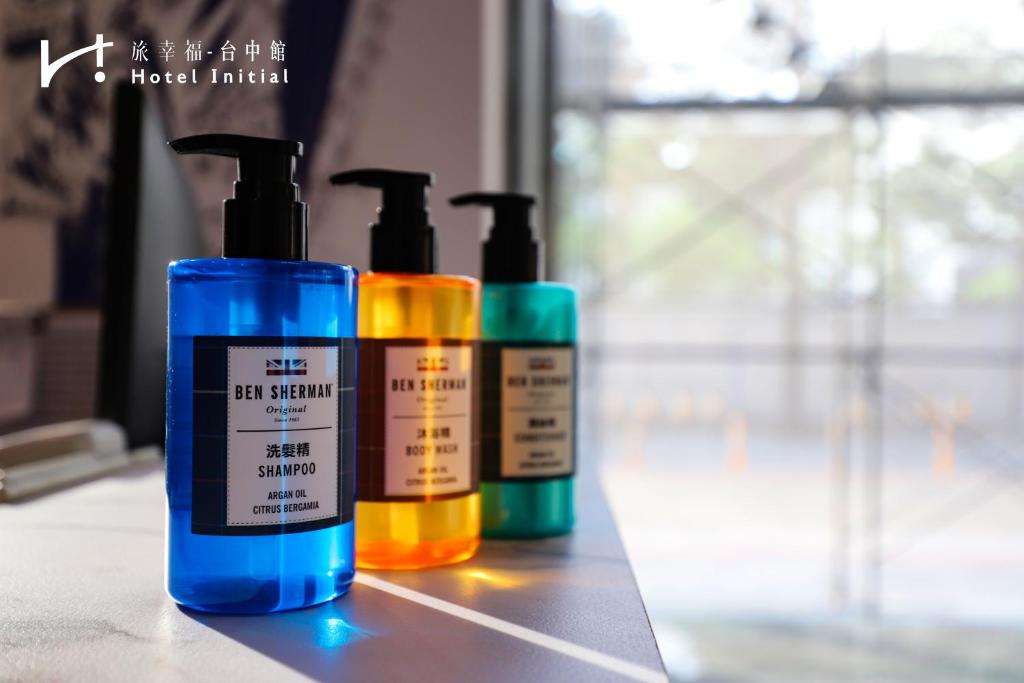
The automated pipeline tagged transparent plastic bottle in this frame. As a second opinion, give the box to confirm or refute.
[165,135,357,612]
[355,272,481,568]
[166,258,357,612]
[451,193,578,538]
[479,282,576,537]
[329,170,482,569]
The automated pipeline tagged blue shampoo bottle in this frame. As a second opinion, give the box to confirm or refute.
[165,134,357,612]
[450,193,577,537]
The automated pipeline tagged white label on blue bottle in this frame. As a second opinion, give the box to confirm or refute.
[500,347,575,478]
[226,345,339,526]
[384,344,474,497]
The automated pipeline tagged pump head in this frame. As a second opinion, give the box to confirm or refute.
[169,133,308,260]
[328,169,436,274]
[450,192,540,283]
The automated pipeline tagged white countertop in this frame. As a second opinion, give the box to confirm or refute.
[0,463,665,682]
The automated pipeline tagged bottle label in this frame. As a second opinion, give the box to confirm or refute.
[357,339,480,502]
[191,336,355,535]
[481,342,576,481]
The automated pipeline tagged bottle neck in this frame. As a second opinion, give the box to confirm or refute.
[482,237,539,283]
[223,199,308,260]
[369,223,436,274]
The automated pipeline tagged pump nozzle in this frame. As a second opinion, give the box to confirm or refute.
[449,192,540,283]
[329,169,436,274]
[170,133,307,260]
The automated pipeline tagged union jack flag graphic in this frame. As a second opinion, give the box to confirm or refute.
[528,356,555,371]
[266,359,307,376]
[416,356,449,372]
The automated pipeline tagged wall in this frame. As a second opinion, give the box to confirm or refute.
[308,0,495,277]
[0,0,502,429]
[0,0,501,308]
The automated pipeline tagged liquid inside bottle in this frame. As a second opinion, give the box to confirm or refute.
[355,272,481,569]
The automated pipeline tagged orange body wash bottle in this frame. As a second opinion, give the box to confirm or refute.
[329,169,481,569]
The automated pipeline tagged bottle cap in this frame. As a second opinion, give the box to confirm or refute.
[329,169,436,274]
[170,134,307,260]
[450,192,539,283]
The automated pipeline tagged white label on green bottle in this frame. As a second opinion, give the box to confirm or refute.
[384,344,474,497]
[500,346,575,478]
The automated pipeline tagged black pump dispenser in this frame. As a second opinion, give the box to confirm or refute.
[169,134,308,260]
[450,192,539,283]
[329,169,436,274]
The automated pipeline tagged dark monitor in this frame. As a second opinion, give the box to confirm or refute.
[97,83,204,449]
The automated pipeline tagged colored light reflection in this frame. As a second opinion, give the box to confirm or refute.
[315,616,369,649]
[459,568,526,589]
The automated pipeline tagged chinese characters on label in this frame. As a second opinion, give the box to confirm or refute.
[500,347,575,478]
[227,345,339,527]
[384,344,475,498]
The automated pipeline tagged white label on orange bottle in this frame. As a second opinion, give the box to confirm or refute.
[384,344,474,497]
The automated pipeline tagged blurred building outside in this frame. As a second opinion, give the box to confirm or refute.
[552,1,1024,679]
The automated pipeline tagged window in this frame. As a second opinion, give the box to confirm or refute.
[552,1,1024,678]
